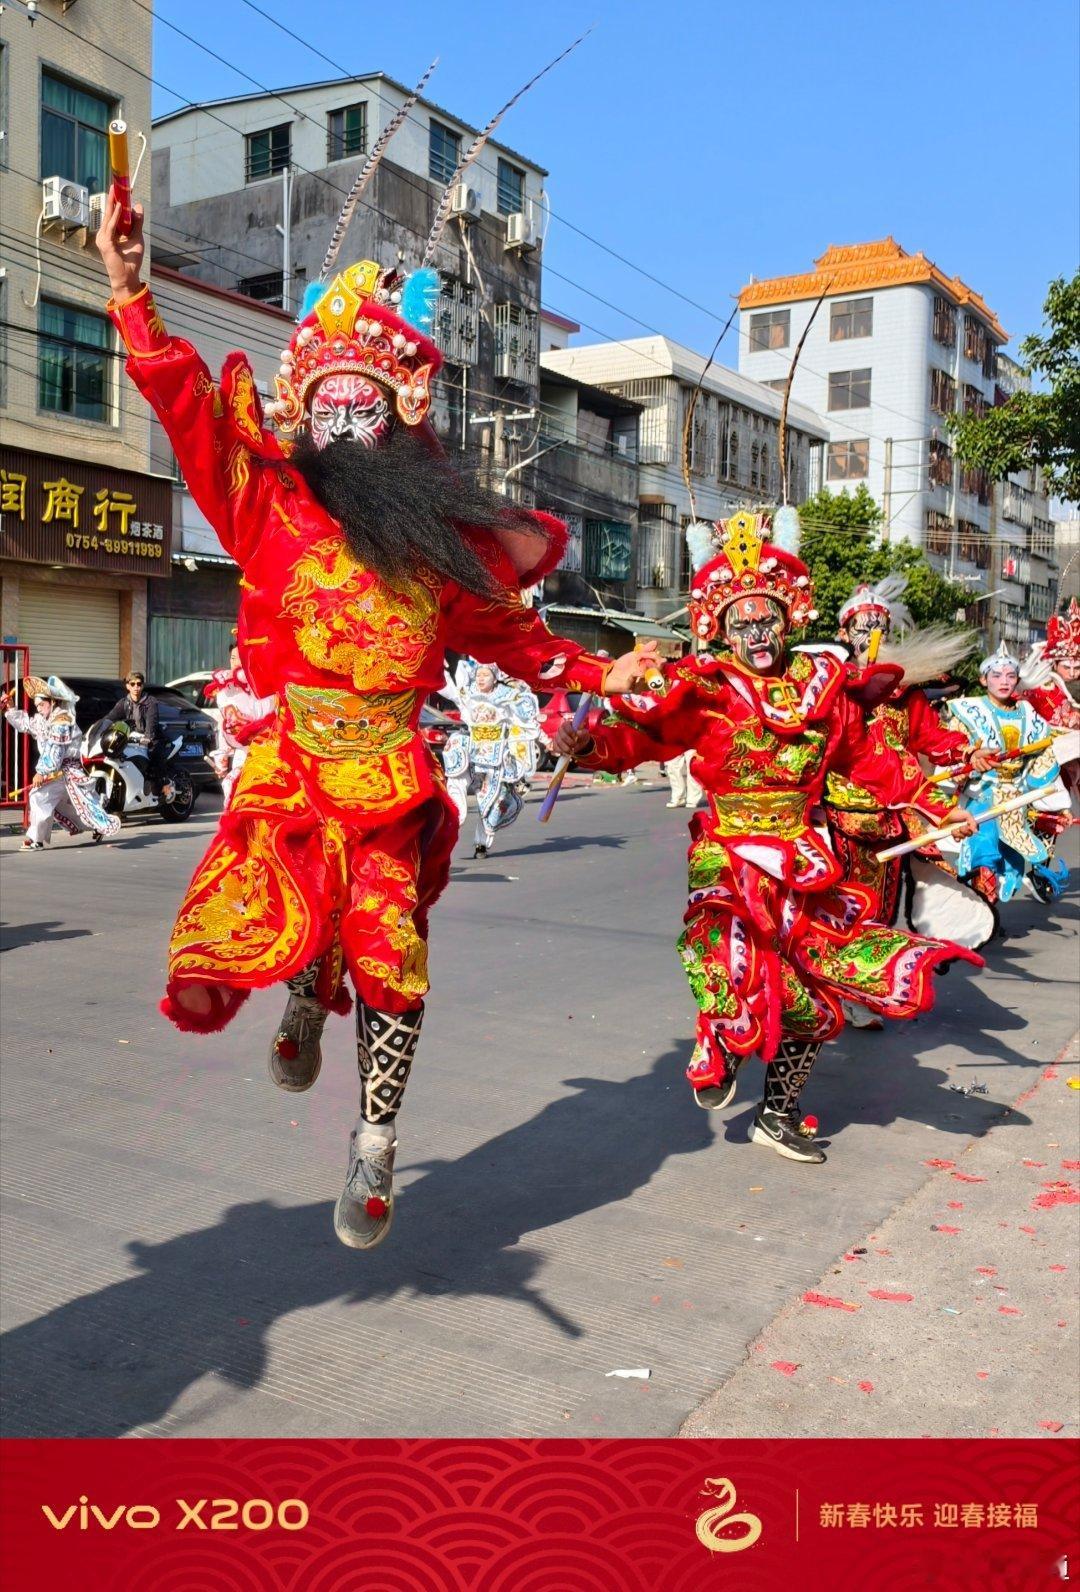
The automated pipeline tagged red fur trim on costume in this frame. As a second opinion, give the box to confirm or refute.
[160,985,249,1034]
[328,985,354,1017]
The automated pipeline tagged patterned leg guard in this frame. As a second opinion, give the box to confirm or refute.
[334,1003,423,1250]
[268,962,328,1093]
[750,1040,826,1163]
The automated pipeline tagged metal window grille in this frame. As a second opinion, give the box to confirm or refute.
[428,120,461,184]
[929,367,957,415]
[327,102,367,162]
[928,439,953,488]
[497,158,525,216]
[829,297,873,341]
[1031,516,1055,558]
[932,296,957,347]
[637,506,678,589]
[237,270,284,307]
[583,520,632,582]
[492,303,537,385]
[958,520,991,569]
[827,367,871,410]
[925,509,953,554]
[245,123,291,182]
[434,279,479,367]
[1001,481,1034,527]
[558,515,583,573]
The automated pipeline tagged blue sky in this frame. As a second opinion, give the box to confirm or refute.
[154,0,1079,361]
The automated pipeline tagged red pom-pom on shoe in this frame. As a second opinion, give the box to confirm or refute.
[799,1115,819,1138]
[364,1196,388,1219]
[275,1036,299,1061]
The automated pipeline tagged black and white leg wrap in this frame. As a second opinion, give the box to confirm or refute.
[357,1003,423,1124]
[762,1040,821,1116]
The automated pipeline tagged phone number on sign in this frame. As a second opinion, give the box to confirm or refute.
[65,534,163,558]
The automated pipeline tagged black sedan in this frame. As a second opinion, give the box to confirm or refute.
[62,678,219,792]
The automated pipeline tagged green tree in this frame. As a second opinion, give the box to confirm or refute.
[797,485,970,641]
[947,272,1080,501]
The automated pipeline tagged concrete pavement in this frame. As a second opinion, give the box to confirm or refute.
[0,779,1076,1438]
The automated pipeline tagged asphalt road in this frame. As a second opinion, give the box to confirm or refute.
[0,778,1076,1438]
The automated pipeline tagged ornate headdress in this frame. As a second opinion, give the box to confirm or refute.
[978,639,1021,678]
[838,574,913,633]
[1044,597,1080,664]
[269,259,441,433]
[686,508,817,644]
[22,674,78,704]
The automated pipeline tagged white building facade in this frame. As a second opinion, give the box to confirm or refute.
[737,239,1006,600]
[542,337,827,621]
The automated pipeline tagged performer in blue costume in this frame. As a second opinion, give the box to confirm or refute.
[442,660,541,857]
[947,642,1069,906]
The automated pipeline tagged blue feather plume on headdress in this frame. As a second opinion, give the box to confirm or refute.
[400,267,440,334]
[299,280,327,321]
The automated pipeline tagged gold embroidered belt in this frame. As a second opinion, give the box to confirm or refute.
[283,684,417,758]
[710,790,811,839]
[824,772,880,813]
[470,724,503,742]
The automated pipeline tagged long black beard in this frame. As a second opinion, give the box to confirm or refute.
[290,430,553,599]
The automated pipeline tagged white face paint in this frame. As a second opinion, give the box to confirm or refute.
[308,374,392,451]
[984,664,1019,701]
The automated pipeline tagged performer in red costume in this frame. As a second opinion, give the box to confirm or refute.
[825,578,995,1010]
[1019,598,1080,803]
[97,197,655,1247]
[554,510,981,1163]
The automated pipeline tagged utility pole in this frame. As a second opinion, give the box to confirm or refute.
[468,408,536,495]
[882,436,893,542]
[276,163,294,315]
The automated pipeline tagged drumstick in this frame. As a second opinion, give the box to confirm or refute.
[537,693,594,823]
[109,120,133,234]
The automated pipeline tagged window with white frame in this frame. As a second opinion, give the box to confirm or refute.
[830,297,873,341]
[38,299,112,422]
[429,120,460,184]
[828,368,871,410]
[497,158,525,215]
[40,71,111,192]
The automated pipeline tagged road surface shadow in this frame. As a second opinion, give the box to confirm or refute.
[0,920,92,954]
[0,1044,708,1437]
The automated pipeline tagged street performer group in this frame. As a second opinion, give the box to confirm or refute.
[95,151,1074,1243]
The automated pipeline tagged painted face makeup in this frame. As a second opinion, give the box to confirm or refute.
[843,610,890,663]
[308,374,392,451]
[984,665,1019,702]
[722,594,788,674]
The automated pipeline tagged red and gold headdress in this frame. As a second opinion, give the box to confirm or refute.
[1044,598,1080,664]
[686,508,817,644]
[269,260,441,433]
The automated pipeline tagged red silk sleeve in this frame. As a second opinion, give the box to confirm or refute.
[577,672,700,773]
[830,690,913,806]
[442,542,608,694]
[906,689,970,764]
[108,287,269,565]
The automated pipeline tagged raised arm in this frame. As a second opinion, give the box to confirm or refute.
[97,198,269,564]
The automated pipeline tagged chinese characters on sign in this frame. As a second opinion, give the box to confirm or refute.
[818,1501,1039,1529]
[0,447,173,577]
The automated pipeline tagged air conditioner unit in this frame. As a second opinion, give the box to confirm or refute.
[504,211,536,252]
[42,176,90,231]
[87,191,110,237]
[449,184,482,221]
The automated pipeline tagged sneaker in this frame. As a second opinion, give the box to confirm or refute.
[665,800,684,809]
[693,1055,745,1110]
[334,1122,396,1249]
[473,844,489,859]
[19,839,44,852]
[268,993,326,1092]
[750,1106,827,1163]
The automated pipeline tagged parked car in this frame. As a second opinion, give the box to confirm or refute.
[419,702,459,767]
[166,670,218,725]
[62,678,219,793]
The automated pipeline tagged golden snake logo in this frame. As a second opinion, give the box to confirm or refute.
[694,1477,762,1554]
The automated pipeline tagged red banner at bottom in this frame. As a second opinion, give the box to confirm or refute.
[1,1438,1076,1589]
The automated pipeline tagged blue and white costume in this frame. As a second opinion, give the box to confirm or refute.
[947,690,1068,903]
[5,676,120,847]
[442,660,540,853]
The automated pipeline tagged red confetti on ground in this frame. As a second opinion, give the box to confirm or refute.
[1043,1066,1059,1081]
[976,1266,998,1276]
[868,1290,914,1303]
[1049,1265,1068,1273]
[873,1247,893,1257]
[1062,1160,1080,1171]
[924,1159,956,1169]
[932,1225,961,1235]
[1038,1421,1064,1433]
[650,1295,661,1304]
[1022,1159,1046,1168]
[771,1361,799,1377]
[952,1172,986,1183]
[998,1306,1022,1316]
[236,1317,250,1327]
[858,1381,874,1393]
[947,1201,964,1210]
[1018,1224,1037,1233]
[802,1291,860,1312]
[976,1372,989,1380]
[1033,1182,1080,1211]
[1056,1321,1068,1328]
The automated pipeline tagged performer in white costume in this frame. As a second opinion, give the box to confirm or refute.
[2,675,120,850]
[442,660,540,857]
